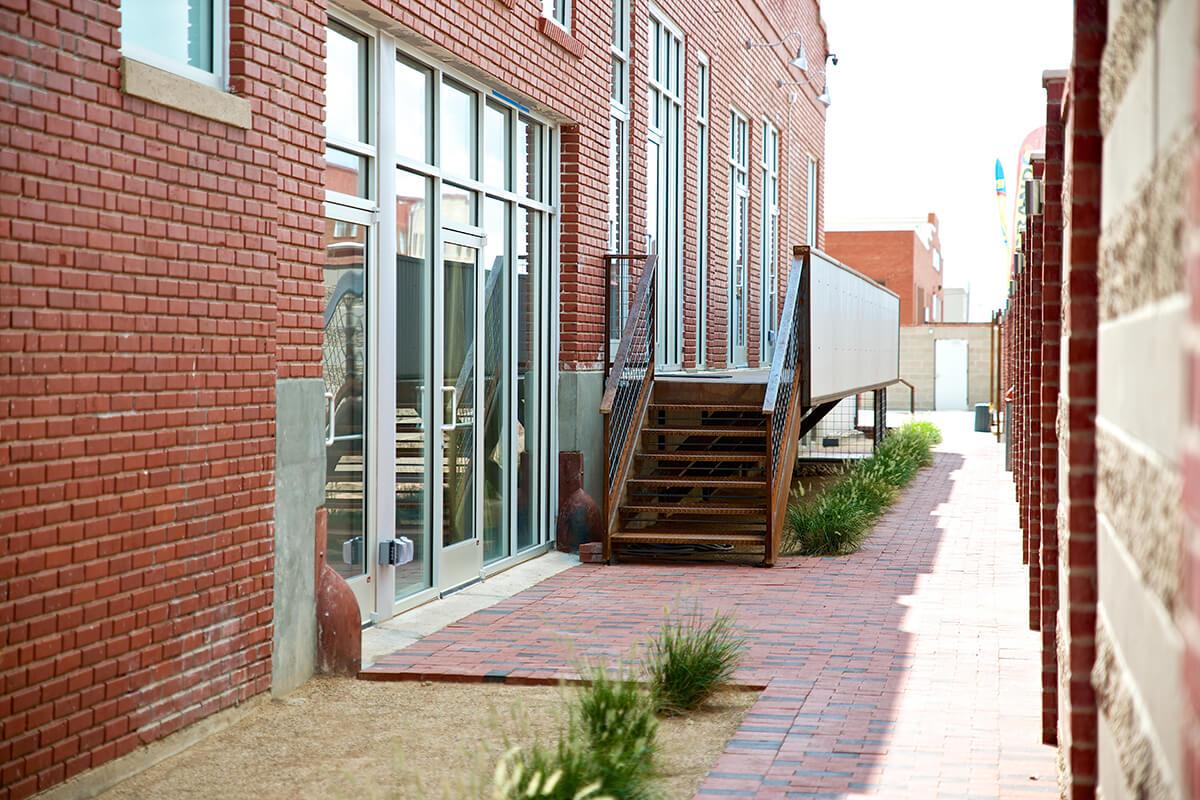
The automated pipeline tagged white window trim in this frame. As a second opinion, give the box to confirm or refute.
[121,0,228,90]
[805,156,818,248]
[695,51,709,367]
[760,119,779,358]
[324,11,380,211]
[728,108,749,366]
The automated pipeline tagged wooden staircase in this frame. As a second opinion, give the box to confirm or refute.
[612,380,773,560]
[600,248,811,567]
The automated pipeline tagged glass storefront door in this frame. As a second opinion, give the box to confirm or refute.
[321,211,373,617]
[322,16,557,622]
[438,230,484,591]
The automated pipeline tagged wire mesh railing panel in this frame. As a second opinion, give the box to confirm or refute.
[796,394,878,461]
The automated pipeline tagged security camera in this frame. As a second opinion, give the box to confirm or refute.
[828,53,839,66]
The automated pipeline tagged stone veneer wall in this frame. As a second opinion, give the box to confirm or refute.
[1093,0,1196,797]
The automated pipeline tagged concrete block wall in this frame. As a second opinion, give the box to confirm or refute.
[1090,0,1195,795]
[885,324,995,412]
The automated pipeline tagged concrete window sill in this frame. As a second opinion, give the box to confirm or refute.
[120,57,252,130]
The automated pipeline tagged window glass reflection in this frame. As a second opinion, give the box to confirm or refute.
[441,81,475,179]
[325,146,368,198]
[327,22,369,144]
[121,0,214,73]
[484,102,510,190]
[482,197,509,563]
[396,57,431,163]
[322,219,368,580]
[395,170,431,599]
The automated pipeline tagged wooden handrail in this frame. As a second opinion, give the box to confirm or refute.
[600,253,657,414]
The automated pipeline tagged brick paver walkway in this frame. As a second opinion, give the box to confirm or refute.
[364,419,1058,798]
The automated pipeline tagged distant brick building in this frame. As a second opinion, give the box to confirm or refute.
[825,213,944,325]
[1003,0,1200,796]
[0,0,829,796]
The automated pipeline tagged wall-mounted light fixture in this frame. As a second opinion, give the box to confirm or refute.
[747,33,809,71]
[777,52,837,107]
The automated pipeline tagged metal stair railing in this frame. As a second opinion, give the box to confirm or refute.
[599,253,657,561]
[760,245,812,566]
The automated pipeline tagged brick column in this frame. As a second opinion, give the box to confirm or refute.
[1040,72,1067,748]
[1057,2,1105,795]
[1028,157,1045,632]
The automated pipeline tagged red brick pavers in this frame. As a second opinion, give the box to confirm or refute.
[364,418,1057,797]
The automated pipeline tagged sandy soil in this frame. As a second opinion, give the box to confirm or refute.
[97,678,755,800]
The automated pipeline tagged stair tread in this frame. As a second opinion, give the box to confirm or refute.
[612,531,765,545]
[637,451,766,462]
[620,503,765,516]
[643,426,765,436]
[628,478,766,489]
[648,403,763,412]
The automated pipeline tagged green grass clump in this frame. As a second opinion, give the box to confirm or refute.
[492,667,658,800]
[783,421,942,557]
[645,612,745,715]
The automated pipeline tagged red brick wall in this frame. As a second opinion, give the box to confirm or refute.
[0,0,325,797]
[638,0,829,369]
[0,0,826,796]
[1058,2,1106,794]
[1040,73,1066,748]
[825,226,941,326]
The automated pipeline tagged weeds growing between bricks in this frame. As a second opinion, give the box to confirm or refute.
[783,421,942,557]
[491,613,746,799]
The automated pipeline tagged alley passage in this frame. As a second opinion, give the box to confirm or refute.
[365,414,1057,798]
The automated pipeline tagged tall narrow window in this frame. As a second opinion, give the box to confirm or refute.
[728,110,749,366]
[325,20,373,200]
[760,122,780,364]
[607,0,630,356]
[806,157,819,247]
[647,12,684,368]
[695,54,710,367]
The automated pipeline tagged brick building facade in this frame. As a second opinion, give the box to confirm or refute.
[1003,0,1200,796]
[825,212,944,325]
[0,0,829,796]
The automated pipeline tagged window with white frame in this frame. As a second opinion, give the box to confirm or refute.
[728,110,749,365]
[805,157,818,247]
[543,0,570,28]
[647,11,684,368]
[695,53,710,367]
[121,0,225,87]
[760,121,780,360]
[607,0,630,352]
[325,20,374,201]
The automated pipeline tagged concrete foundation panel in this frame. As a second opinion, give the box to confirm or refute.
[272,378,326,696]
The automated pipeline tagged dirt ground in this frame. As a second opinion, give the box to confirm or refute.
[97,678,755,800]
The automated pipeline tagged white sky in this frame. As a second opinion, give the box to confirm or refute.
[821,0,1074,321]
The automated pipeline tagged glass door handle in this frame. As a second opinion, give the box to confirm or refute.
[325,391,335,446]
[440,385,458,432]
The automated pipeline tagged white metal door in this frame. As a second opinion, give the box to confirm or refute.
[934,339,969,411]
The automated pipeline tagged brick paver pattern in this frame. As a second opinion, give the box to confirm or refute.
[365,423,1058,798]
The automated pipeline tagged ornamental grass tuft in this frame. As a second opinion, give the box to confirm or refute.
[645,611,745,715]
[492,666,658,800]
[783,421,942,557]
